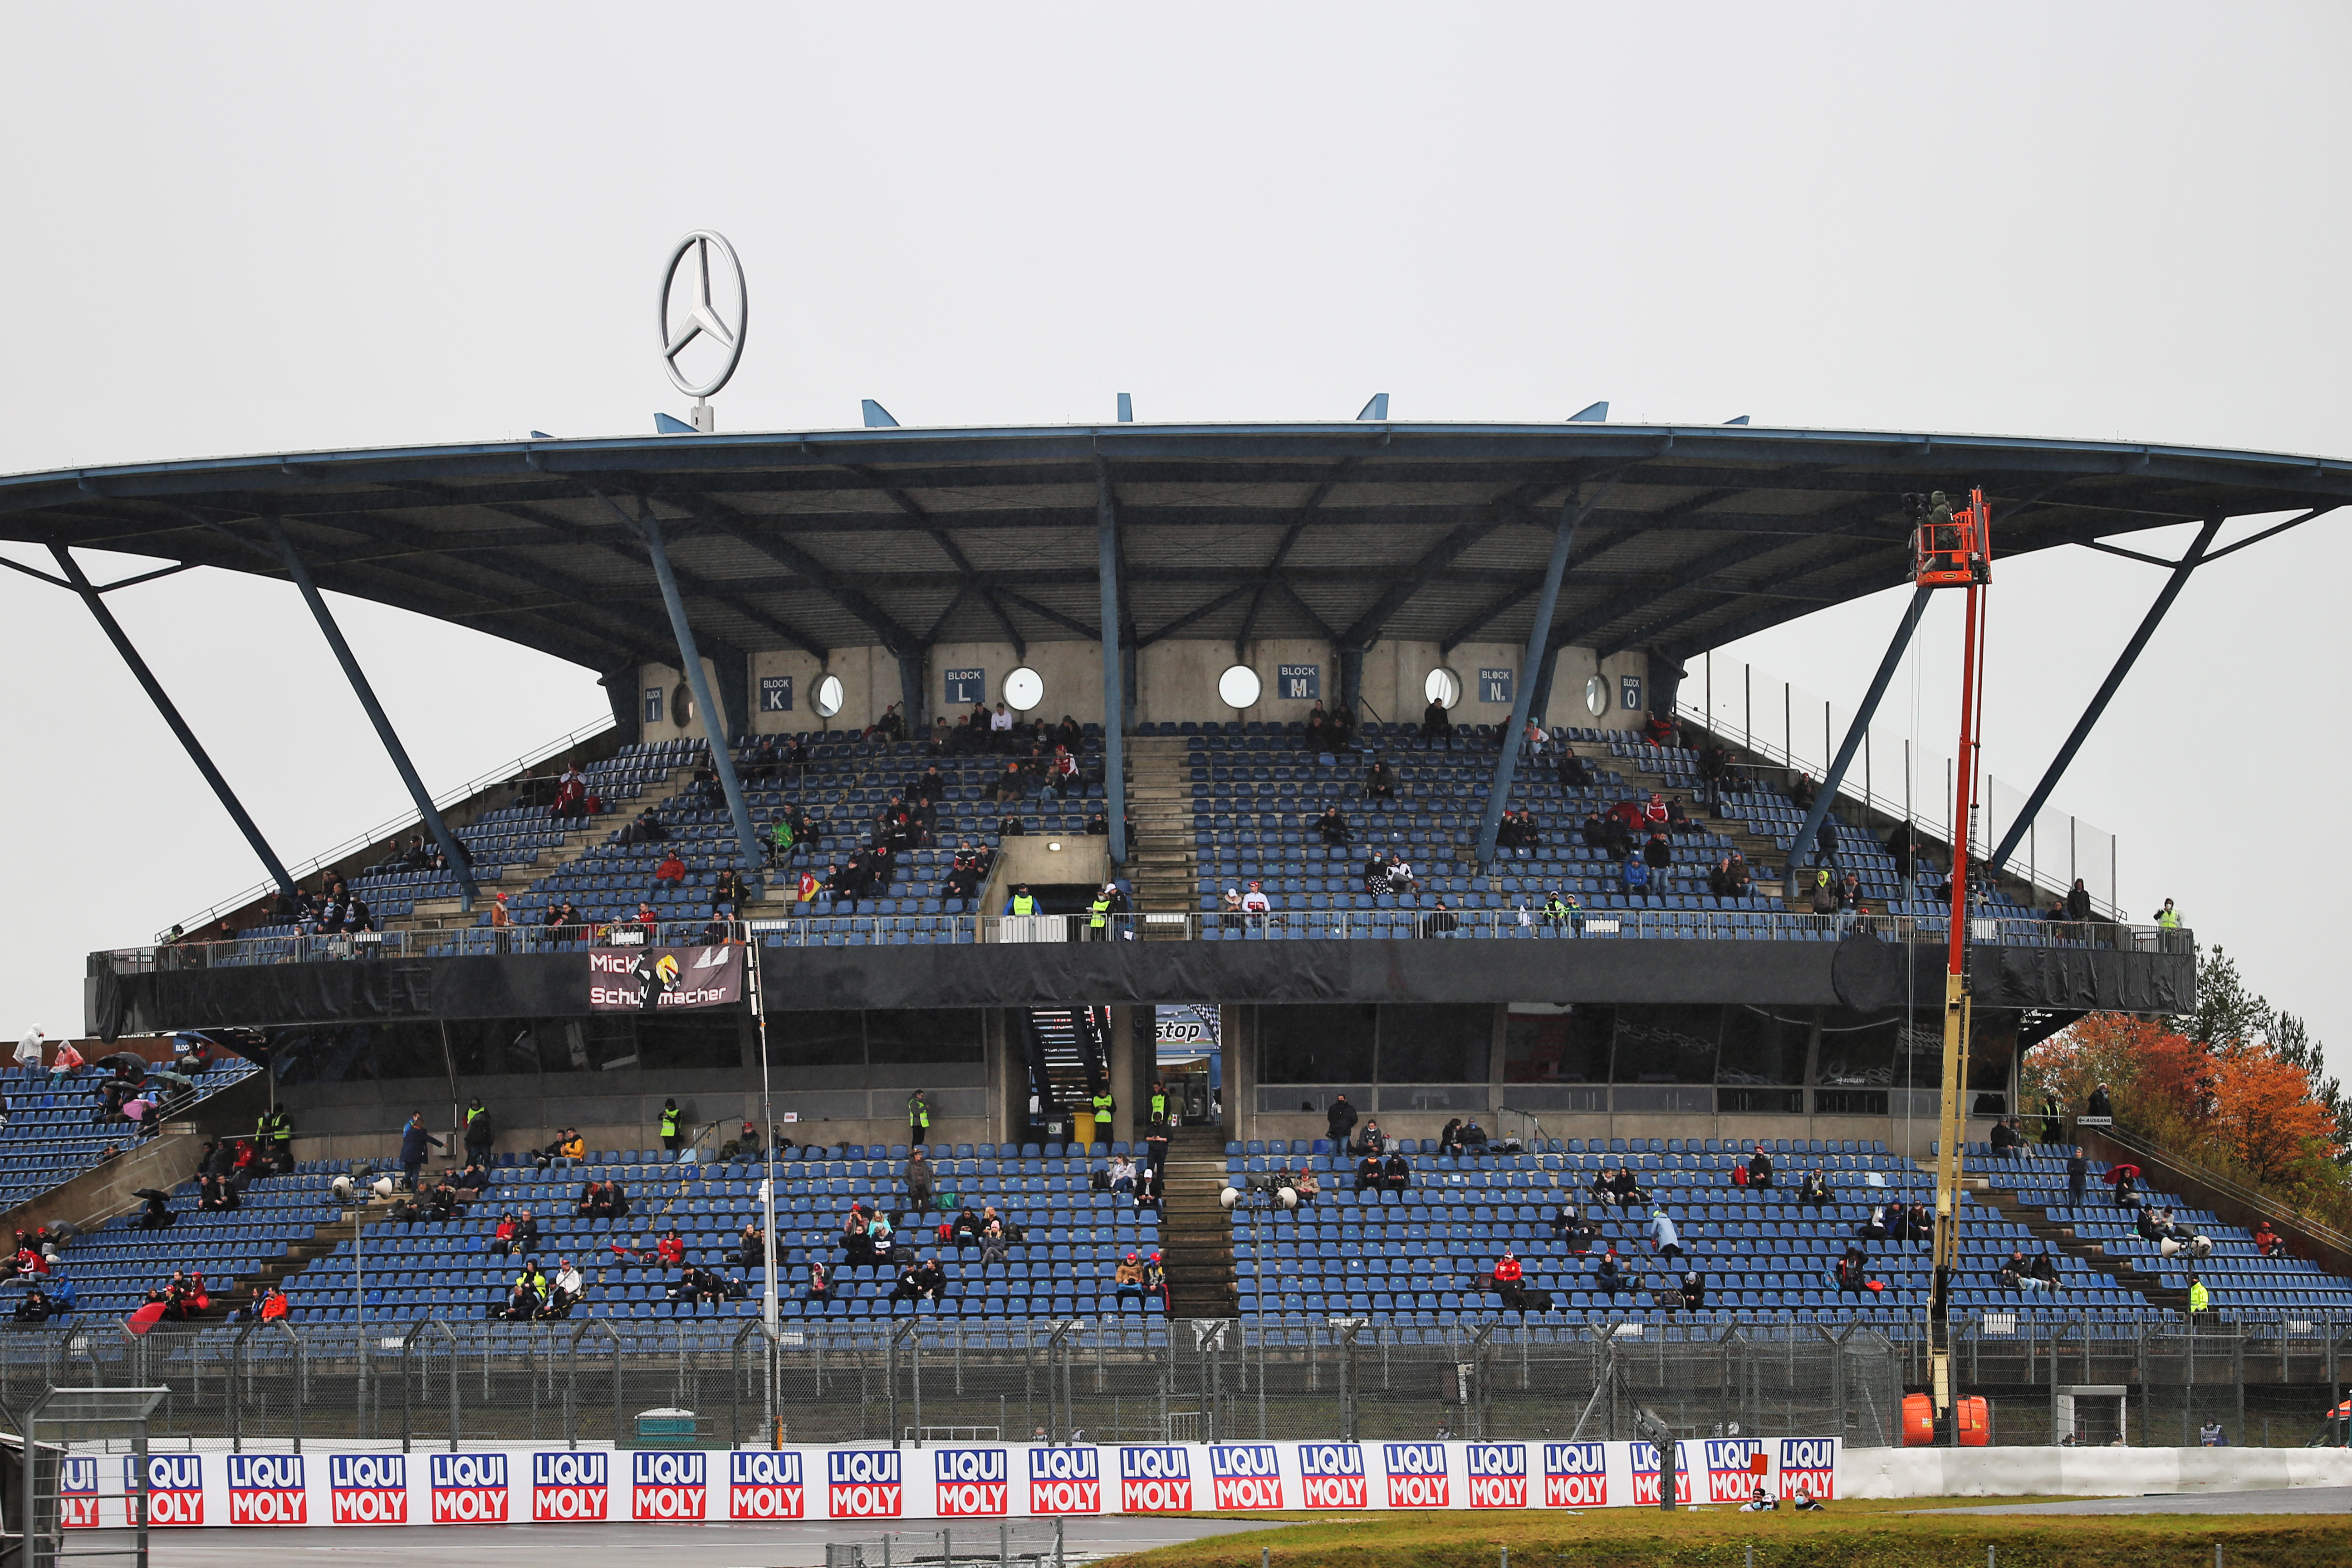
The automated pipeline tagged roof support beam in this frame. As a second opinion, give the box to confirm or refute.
[1139,585,1253,648]
[1475,491,1588,865]
[658,489,919,653]
[628,501,769,891]
[1984,515,2223,880]
[1097,465,1126,867]
[844,464,1025,658]
[48,544,297,900]
[1783,583,1933,900]
[1336,480,1562,650]
[267,520,480,913]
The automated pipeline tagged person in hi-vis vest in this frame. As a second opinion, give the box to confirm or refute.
[1079,1082,1113,1148]
[1009,884,1037,916]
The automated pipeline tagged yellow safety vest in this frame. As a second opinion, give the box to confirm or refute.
[1088,897,1110,928]
[1091,1093,1113,1117]
[1151,1091,1167,1120]
[1011,894,1036,915]
[2156,908,2180,929]
[659,1106,680,1137]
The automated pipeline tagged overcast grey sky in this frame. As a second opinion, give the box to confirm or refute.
[2,5,2345,1057]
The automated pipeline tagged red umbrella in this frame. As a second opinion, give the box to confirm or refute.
[123,1302,167,1337]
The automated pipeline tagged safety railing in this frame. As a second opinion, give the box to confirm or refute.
[158,714,618,941]
[90,909,2193,975]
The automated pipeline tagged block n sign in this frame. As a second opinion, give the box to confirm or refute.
[1479,668,1514,704]
[944,669,985,706]
[760,675,794,713]
[1276,665,1320,701]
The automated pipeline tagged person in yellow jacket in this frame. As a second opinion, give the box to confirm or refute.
[1078,1083,1113,1149]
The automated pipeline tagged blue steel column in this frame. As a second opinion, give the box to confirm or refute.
[1097,467,1127,867]
[1474,498,1583,865]
[49,545,298,899]
[636,508,768,890]
[267,524,480,912]
[1784,583,1934,897]
[1985,515,2222,879]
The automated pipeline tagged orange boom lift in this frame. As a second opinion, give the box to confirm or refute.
[1906,487,1992,1423]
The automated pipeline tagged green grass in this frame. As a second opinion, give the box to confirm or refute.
[1097,1500,2351,1568]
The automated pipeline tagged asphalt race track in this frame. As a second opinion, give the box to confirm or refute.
[78,1517,1281,1566]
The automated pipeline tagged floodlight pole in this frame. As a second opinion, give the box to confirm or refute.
[1784,584,1934,900]
[267,522,480,912]
[47,545,298,900]
[1983,516,2221,881]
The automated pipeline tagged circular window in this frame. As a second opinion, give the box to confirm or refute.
[1584,674,1608,718]
[1003,666,1044,712]
[1217,665,1262,709]
[671,681,694,729]
[1424,666,1462,710]
[812,673,844,719]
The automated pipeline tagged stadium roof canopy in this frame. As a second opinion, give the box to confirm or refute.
[2,421,2343,676]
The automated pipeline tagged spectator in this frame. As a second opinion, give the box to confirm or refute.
[2085,1082,2113,1119]
[2252,1220,2282,1258]
[259,1285,289,1322]
[2187,1273,2210,1315]
[1489,1249,1525,1305]
[1621,855,1649,896]
[1788,772,1817,810]
[2108,1161,2141,1207]
[1421,899,1460,938]
[1593,1245,1630,1298]
[1558,749,1592,789]
[2029,1250,2061,1291]
[1383,1150,1412,1189]
[1113,1252,1146,1299]
[136,1190,176,1230]
[1315,805,1353,846]
[906,1147,935,1211]
[2065,879,2092,922]
[1292,1166,1319,1204]
[1355,1151,1384,1191]
[2200,1421,2226,1447]
[1326,1095,1358,1147]
[398,1113,443,1192]
[806,1257,832,1301]
[1366,758,1398,802]
[549,1259,585,1316]
[1797,1170,1833,1208]
[1645,1206,1683,1260]
[1240,882,1272,927]
[2066,1146,2088,1205]
[1421,696,1452,743]
[1104,1154,1137,1193]
[1834,1245,1878,1296]
[1990,1118,2021,1156]
[1679,1269,1706,1311]
[654,851,688,886]
[462,1097,495,1165]
[1143,1122,1171,1180]
[13,1288,51,1323]
[488,1211,522,1257]
[13,1027,45,1078]
[1747,1144,1776,1188]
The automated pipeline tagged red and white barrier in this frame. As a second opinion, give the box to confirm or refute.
[57,1438,1839,1527]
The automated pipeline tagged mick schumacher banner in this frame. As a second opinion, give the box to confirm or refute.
[56,1439,1838,1527]
[587,945,743,1012]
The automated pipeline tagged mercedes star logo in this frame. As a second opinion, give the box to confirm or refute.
[658,230,748,400]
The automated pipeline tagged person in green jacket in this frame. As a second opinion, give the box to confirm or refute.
[2155,898,2180,930]
[768,816,794,866]
[1087,886,1112,941]
[1009,885,1037,916]
[659,1098,682,1152]
[907,1089,931,1148]
[2187,1273,2209,1314]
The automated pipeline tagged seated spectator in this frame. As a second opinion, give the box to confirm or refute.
[1316,805,1353,845]
[14,1288,51,1324]
[1989,1117,2022,1156]
[2253,1220,2282,1258]
[2000,1249,2038,1292]
[1240,882,1272,926]
[1748,1144,1776,1188]
[454,1161,490,1196]
[548,1259,584,1317]
[1355,1152,1384,1191]
[806,1258,832,1300]
[1102,1154,1136,1193]
[1679,1269,1706,1311]
[1797,1170,1833,1208]
[1665,796,1700,834]
[889,1260,928,1302]
[866,1210,896,1263]
[1833,1245,1879,1296]
[488,1211,522,1257]
[1292,1166,1319,1204]
[1438,1117,1465,1155]
[258,1284,288,1322]
[137,1191,176,1230]
[1366,758,1398,802]
[1113,1252,1146,1298]
[2029,1250,2062,1290]
[1557,749,1591,789]
[1788,771,1817,810]
[1383,1151,1412,1189]
[1421,698,1453,742]
[2108,1161,2141,1207]
[1860,1205,1888,1241]
[654,852,687,885]
[1620,855,1649,895]
[1489,1249,1525,1305]
[1593,1246,1629,1298]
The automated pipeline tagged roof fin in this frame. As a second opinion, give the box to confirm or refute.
[1724,415,1750,426]
[653,412,696,435]
[862,400,900,428]
[1567,402,1609,423]
[1357,394,1389,421]
[1117,393,1133,423]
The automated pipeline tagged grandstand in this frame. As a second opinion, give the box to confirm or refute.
[7,416,2350,1449]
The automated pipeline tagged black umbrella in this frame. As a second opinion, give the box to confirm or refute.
[131,1188,172,1202]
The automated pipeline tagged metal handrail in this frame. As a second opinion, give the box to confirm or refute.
[93,909,2194,972]
[159,714,617,941]
[2088,1120,2352,1258]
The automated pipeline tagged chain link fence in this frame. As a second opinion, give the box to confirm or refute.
[0,1313,2342,1450]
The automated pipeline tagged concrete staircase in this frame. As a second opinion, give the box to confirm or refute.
[1582,745,1800,908]
[1977,1186,2190,1314]
[1121,735,1197,937]
[1159,1127,1239,1318]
